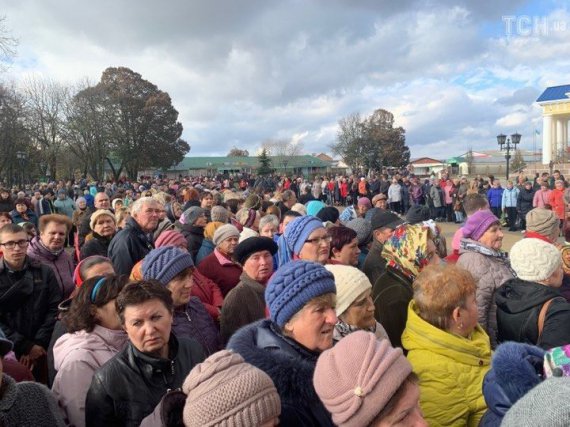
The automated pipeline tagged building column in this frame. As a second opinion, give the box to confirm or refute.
[543,114,553,164]
[564,119,569,159]
[557,118,564,159]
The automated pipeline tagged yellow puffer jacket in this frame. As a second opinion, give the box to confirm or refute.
[402,301,491,427]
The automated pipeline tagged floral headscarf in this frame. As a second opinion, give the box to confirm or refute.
[561,245,570,275]
[382,224,432,280]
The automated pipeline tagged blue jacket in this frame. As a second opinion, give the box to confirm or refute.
[501,188,519,209]
[487,187,504,208]
[195,239,215,265]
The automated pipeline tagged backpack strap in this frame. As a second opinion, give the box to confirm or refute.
[538,298,556,341]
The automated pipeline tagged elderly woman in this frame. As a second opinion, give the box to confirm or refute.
[496,238,570,349]
[283,215,331,265]
[52,275,129,427]
[85,280,205,427]
[325,264,389,343]
[259,214,279,239]
[457,209,515,347]
[328,225,360,266]
[175,206,208,261]
[195,221,224,265]
[402,264,491,426]
[10,197,38,228]
[27,214,75,298]
[373,223,441,348]
[228,261,337,426]
[79,210,117,260]
[236,207,261,241]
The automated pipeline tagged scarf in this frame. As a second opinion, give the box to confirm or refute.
[460,238,516,276]
[382,224,431,280]
[333,319,376,342]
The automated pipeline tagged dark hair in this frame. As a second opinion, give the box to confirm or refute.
[200,192,213,200]
[64,275,129,333]
[260,200,273,214]
[39,214,72,233]
[225,199,240,214]
[281,210,301,223]
[462,194,489,216]
[78,256,114,282]
[328,226,357,257]
[282,190,296,202]
[373,372,419,422]
[116,280,173,324]
[0,223,25,239]
[0,212,11,222]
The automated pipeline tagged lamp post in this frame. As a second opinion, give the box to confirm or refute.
[497,132,521,180]
[15,151,26,188]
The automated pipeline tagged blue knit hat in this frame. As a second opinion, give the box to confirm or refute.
[142,246,194,285]
[265,260,336,327]
[284,216,325,255]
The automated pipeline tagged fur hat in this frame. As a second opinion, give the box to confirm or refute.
[509,238,562,282]
[142,246,194,285]
[325,265,372,316]
[233,237,277,266]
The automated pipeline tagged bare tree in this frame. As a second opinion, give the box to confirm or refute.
[261,138,303,173]
[0,17,17,72]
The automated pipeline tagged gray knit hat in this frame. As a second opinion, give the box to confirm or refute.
[213,224,240,247]
[182,350,281,427]
[211,205,230,223]
[502,377,570,427]
[526,208,559,237]
[181,206,206,226]
[346,218,372,246]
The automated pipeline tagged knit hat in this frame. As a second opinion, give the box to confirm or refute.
[346,218,372,246]
[233,237,278,266]
[243,194,261,210]
[314,330,412,427]
[0,328,13,357]
[181,206,206,226]
[204,221,225,240]
[142,246,194,285]
[89,209,116,230]
[182,350,281,427]
[501,377,570,427]
[239,227,259,243]
[290,203,307,216]
[357,197,371,208]
[370,210,404,231]
[213,224,240,247]
[526,208,559,237]
[371,193,387,204]
[509,238,562,282]
[306,200,326,217]
[406,205,430,224]
[284,216,325,256]
[111,198,123,211]
[265,260,336,327]
[317,206,340,224]
[462,210,499,241]
[155,230,187,249]
[211,205,230,223]
[325,265,372,316]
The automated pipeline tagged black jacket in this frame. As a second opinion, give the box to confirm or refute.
[79,232,113,260]
[174,221,204,262]
[496,278,570,349]
[516,188,535,216]
[108,217,154,275]
[85,334,204,427]
[227,319,334,427]
[362,240,386,287]
[0,257,62,357]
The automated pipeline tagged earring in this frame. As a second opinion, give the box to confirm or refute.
[459,322,464,330]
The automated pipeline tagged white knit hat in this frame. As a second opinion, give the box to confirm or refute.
[509,238,562,282]
[325,264,372,316]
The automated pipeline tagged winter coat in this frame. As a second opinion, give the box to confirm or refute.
[487,187,504,209]
[191,270,224,322]
[79,232,114,260]
[52,326,128,427]
[517,188,535,217]
[496,278,570,350]
[196,250,242,297]
[388,183,402,203]
[362,240,386,288]
[549,188,566,219]
[37,198,56,216]
[371,265,413,349]
[172,297,221,356]
[430,185,444,208]
[27,236,75,299]
[0,257,62,357]
[108,217,154,275]
[532,188,552,208]
[0,374,66,427]
[227,320,334,427]
[85,334,205,427]
[10,208,38,228]
[501,187,520,209]
[402,301,491,427]
[457,239,515,348]
[54,197,76,218]
[174,221,204,262]
[220,272,268,344]
[0,198,14,213]
[195,238,215,265]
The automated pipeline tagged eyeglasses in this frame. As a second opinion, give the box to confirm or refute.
[305,236,332,245]
[0,239,29,249]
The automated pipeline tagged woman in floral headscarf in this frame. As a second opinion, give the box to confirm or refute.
[371,224,441,348]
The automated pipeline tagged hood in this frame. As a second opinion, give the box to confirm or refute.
[53,325,128,371]
[496,278,561,314]
[402,301,492,366]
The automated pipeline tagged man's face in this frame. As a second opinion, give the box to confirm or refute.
[94,193,110,209]
[133,202,161,233]
[0,231,29,267]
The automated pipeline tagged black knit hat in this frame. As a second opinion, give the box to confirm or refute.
[233,237,278,265]
[405,205,430,224]
[317,206,340,224]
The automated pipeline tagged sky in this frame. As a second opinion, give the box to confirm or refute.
[1,0,569,160]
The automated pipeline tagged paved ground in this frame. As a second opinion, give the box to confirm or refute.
[438,221,526,253]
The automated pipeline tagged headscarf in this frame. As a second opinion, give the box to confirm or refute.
[381,224,432,280]
[561,245,570,275]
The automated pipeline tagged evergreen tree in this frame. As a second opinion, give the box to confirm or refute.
[257,148,274,176]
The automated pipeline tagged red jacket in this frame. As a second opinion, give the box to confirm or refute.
[192,270,224,322]
[197,251,243,297]
[550,188,566,220]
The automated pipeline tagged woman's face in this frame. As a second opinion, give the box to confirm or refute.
[40,222,67,251]
[340,289,375,329]
[372,381,426,427]
[298,228,331,264]
[562,249,570,268]
[478,224,503,250]
[16,203,27,213]
[201,195,213,209]
[96,299,122,330]
[167,269,194,308]
[0,216,11,228]
[78,199,87,209]
[332,237,361,266]
[285,295,337,352]
[457,293,479,337]
[123,299,173,358]
[172,202,182,219]
[84,262,115,281]
[93,215,116,237]
[260,222,276,239]
[194,213,208,228]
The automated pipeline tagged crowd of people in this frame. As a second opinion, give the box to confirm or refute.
[1,169,570,426]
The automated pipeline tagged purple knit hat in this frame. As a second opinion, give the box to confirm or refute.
[462,210,500,241]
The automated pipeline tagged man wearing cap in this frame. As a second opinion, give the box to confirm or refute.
[220,236,278,344]
[362,210,405,286]
[197,224,243,297]
[108,197,159,275]
[371,193,388,210]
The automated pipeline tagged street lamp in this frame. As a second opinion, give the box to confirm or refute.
[497,132,521,180]
[15,151,27,188]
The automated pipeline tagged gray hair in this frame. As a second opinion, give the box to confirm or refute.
[131,197,161,215]
[259,214,279,230]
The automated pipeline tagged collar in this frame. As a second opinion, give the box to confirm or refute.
[524,232,552,243]
[214,249,235,266]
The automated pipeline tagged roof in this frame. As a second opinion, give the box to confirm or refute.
[410,157,444,165]
[315,153,333,162]
[174,155,330,170]
[536,84,570,103]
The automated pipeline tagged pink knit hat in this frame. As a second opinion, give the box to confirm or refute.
[314,331,412,427]
[155,230,187,249]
